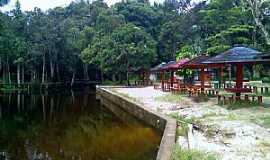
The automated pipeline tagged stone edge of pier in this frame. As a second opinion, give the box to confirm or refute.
[96,86,176,160]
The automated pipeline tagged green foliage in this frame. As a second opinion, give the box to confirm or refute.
[176,45,194,59]
[260,116,270,128]
[170,145,216,160]
[206,25,255,55]
[81,23,156,81]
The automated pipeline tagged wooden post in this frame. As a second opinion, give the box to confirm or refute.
[220,66,224,88]
[200,67,205,92]
[236,63,244,97]
[161,71,165,91]
[170,71,174,88]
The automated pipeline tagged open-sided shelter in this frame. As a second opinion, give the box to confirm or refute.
[182,55,211,91]
[160,58,189,89]
[203,47,270,97]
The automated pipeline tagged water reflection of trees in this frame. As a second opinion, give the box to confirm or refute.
[0,91,161,160]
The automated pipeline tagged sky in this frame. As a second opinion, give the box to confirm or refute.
[0,0,202,12]
[0,0,161,12]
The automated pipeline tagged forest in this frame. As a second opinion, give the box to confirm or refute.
[0,0,269,85]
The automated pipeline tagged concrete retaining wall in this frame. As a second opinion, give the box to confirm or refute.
[96,86,176,160]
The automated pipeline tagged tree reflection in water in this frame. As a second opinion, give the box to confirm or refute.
[0,89,161,160]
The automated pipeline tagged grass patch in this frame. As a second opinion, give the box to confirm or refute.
[169,113,200,137]
[191,94,210,103]
[220,100,260,110]
[226,113,238,120]
[261,92,270,97]
[155,94,182,103]
[260,116,270,128]
[171,145,216,160]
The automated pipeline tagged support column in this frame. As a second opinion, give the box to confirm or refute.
[170,71,174,88]
[220,66,224,89]
[161,71,165,91]
[236,63,243,97]
[200,67,205,92]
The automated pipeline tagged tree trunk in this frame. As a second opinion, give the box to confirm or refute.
[42,94,46,121]
[0,57,2,77]
[6,57,11,84]
[71,89,75,104]
[243,0,270,45]
[32,69,37,82]
[22,65,24,83]
[254,18,270,45]
[84,64,89,80]
[50,97,54,120]
[2,57,6,82]
[126,71,130,86]
[71,71,75,87]
[42,54,46,83]
[17,64,21,85]
[56,63,60,82]
[50,58,54,81]
[17,93,21,112]
[100,69,104,83]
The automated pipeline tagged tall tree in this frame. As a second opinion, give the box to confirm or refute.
[0,0,9,6]
[241,0,270,45]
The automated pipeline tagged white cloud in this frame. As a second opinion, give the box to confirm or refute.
[0,0,202,12]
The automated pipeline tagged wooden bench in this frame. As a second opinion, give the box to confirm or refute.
[218,92,263,104]
[187,86,201,96]
[171,83,187,94]
[217,91,235,104]
[154,83,161,89]
[243,93,263,104]
[204,88,219,96]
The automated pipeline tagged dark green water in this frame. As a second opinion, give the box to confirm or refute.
[0,89,161,160]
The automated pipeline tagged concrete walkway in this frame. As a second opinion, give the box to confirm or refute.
[110,87,270,160]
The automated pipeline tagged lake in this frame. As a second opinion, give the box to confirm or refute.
[0,89,161,160]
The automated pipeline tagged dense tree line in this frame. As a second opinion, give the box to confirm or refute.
[0,0,270,84]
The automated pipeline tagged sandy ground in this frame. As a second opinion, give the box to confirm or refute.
[110,87,270,160]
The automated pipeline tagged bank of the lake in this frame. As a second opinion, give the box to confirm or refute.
[109,86,270,160]
[97,86,177,160]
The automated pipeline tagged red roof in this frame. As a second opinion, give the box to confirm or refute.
[183,55,210,69]
[161,58,189,71]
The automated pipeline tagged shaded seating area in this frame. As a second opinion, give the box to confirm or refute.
[133,68,152,86]
[203,47,270,103]
[150,62,167,89]
[159,58,189,92]
[150,46,270,105]
[182,55,222,96]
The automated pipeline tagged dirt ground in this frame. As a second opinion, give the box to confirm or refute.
[110,87,270,160]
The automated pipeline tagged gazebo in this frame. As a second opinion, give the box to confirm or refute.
[160,58,189,91]
[133,67,150,86]
[182,55,212,92]
[183,55,226,92]
[150,62,167,73]
[203,46,270,98]
[150,62,172,90]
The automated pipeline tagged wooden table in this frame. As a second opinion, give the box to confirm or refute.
[225,88,252,100]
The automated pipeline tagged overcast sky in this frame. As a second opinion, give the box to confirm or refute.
[0,0,158,12]
[0,0,202,12]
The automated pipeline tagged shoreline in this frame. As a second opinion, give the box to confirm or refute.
[96,86,177,160]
